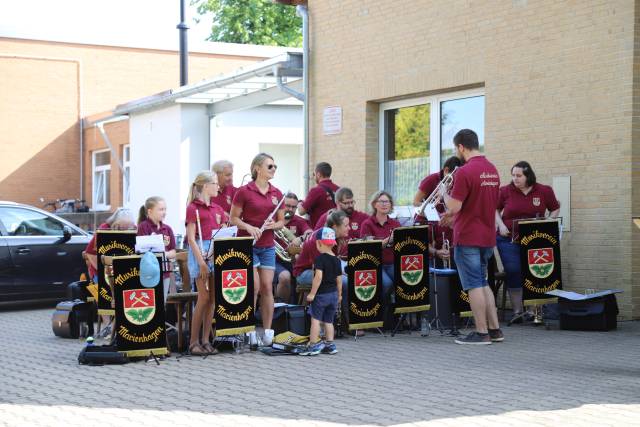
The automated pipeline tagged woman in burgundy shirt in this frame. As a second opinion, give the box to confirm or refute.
[360,190,401,320]
[230,153,285,345]
[495,161,560,321]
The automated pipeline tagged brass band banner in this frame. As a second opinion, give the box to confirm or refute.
[449,277,472,317]
[518,219,562,305]
[213,237,256,336]
[96,230,136,315]
[112,254,168,357]
[392,226,430,314]
[347,240,384,330]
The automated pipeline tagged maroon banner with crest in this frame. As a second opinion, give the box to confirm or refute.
[212,237,256,336]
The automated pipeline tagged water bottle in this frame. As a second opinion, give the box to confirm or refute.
[420,315,429,336]
[86,336,94,347]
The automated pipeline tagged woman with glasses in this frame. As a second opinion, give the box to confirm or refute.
[230,153,285,346]
[360,191,401,327]
[185,171,227,356]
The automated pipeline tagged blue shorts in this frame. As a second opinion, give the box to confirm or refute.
[309,291,338,323]
[453,246,494,291]
[188,240,213,280]
[253,246,276,270]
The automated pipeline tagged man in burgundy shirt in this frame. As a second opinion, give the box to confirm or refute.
[211,160,237,214]
[298,162,340,228]
[442,129,504,345]
[314,187,369,239]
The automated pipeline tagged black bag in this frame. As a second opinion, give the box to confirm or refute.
[52,300,93,339]
[78,344,129,365]
[67,280,90,301]
[272,304,310,336]
[559,294,619,331]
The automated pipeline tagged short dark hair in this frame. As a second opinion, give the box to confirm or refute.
[441,156,463,179]
[452,129,479,150]
[512,161,537,187]
[284,192,298,201]
[315,162,332,178]
[335,187,353,202]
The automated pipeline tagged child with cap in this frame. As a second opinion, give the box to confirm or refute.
[302,227,343,356]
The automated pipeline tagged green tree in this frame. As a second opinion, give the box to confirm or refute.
[394,104,430,160]
[194,0,302,47]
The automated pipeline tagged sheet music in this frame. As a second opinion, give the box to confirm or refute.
[210,226,238,240]
[135,234,164,253]
[422,204,440,222]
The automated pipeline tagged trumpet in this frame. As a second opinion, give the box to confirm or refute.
[442,232,451,269]
[414,166,458,221]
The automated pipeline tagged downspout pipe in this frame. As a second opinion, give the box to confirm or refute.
[296,4,310,193]
[178,0,189,86]
[274,65,304,101]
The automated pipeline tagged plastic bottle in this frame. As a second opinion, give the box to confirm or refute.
[420,316,429,336]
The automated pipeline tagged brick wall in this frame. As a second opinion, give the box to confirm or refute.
[0,38,268,208]
[308,0,638,318]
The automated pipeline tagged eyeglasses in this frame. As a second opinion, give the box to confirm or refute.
[376,199,391,205]
[267,164,278,170]
[339,200,355,206]
[285,204,298,209]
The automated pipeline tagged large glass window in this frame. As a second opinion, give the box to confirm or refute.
[380,91,484,208]
[92,149,111,211]
[0,207,65,236]
[384,104,431,206]
[440,95,485,166]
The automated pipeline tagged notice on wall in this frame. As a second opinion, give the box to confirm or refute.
[323,106,342,135]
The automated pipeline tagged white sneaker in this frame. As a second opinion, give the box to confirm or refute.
[263,329,274,346]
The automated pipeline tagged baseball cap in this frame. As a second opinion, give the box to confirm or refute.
[315,227,337,246]
[139,251,160,288]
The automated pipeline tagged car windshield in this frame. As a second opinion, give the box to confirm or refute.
[0,207,66,236]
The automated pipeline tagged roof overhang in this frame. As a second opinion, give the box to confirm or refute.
[115,51,301,116]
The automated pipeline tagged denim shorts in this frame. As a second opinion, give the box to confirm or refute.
[253,246,276,270]
[309,291,338,323]
[453,246,494,291]
[187,240,213,280]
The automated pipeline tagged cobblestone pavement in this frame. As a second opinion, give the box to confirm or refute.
[0,308,639,427]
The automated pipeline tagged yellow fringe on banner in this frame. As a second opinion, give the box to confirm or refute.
[348,321,383,331]
[97,309,115,316]
[120,347,169,357]
[459,310,474,318]
[216,325,255,336]
[524,297,558,306]
[394,305,430,314]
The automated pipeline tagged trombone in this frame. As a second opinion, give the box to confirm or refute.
[414,166,458,223]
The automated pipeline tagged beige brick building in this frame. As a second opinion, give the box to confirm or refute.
[0,37,280,209]
[303,1,639,318]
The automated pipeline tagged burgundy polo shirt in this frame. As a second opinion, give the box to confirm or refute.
[498,183,560,233]
[360,215,401,265]
[449,156,500,247]
[285,215,311,236]
[211,184,237,214]
[232,181,284,248]
[302,179,339,228]
[137,219,176,278]
[185,198,228,240]
[314,209,369,240]
[85,222,110,278]
[293,231,346,276]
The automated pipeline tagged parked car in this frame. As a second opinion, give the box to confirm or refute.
[0,201,92,304]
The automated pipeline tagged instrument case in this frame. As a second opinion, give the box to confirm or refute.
[272,304,310,336]
[558,294,618,331]
[52,300,93,338]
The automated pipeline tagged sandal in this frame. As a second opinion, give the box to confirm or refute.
[202,342,218,355]
[189,342,207,356]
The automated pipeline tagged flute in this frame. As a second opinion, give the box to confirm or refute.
[195,209,209,291]
[253,193,287,244]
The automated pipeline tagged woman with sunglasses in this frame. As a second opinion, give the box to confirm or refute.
[360,190,401,327]
[230,153,285,346]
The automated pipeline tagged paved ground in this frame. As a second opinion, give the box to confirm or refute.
[0,307,639,427]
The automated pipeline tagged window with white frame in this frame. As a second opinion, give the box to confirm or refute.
[92,149,111,211]
[123,145,131,206]
[379,90,485,207]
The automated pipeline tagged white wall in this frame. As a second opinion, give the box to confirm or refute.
[129,104,210,239]
[209,104,303,197]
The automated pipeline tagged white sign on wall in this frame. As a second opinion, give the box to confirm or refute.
[323,106,342,135]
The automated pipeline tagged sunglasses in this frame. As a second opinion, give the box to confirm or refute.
[267,164,278,170]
